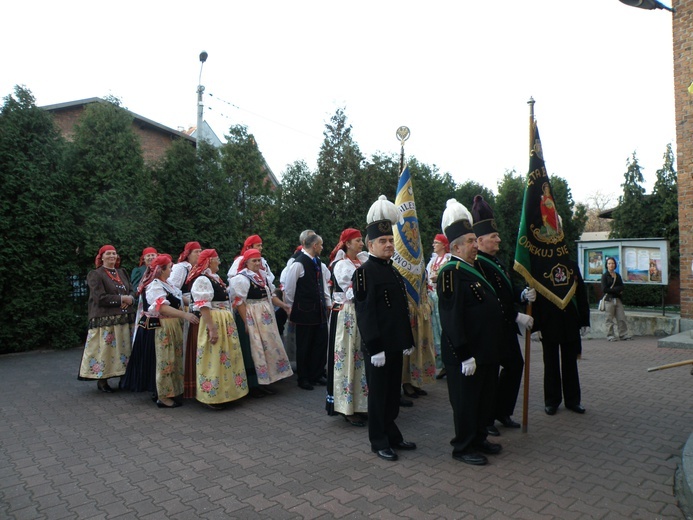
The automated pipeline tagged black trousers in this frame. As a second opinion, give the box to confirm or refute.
[541,338,581,408]
[494,332,525,418]
[365,350,404,451]
[295,323,328,384]
[446,363,496,456]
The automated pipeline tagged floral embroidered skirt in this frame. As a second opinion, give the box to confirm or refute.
[331,303,368,415]
[244,300,293,384]
[79,316,133,380]
[155,318,184,399]
[195,309,248,404]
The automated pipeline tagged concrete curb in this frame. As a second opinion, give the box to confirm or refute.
[677,432,693,520]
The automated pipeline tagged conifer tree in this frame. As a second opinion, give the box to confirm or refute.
[0,86,80,351]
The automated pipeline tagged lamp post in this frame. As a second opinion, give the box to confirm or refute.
[618,0,674,12]
[196,51,208,146]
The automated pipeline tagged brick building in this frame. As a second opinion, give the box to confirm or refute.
[673,0,693,325]
[42,97,279,189]
[42,98,196,164]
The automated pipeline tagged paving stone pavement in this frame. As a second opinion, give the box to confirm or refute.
[0,336,691,519]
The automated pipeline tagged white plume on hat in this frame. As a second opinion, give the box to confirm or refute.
[441,198,473,232]
[367,195,403,225]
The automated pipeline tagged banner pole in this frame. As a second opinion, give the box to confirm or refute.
[522,96,535,434]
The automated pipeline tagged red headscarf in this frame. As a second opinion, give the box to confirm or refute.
[138,254,172,294]
[241,235,262,254]
[138,247,158,266]
[177,241,201,263]
[95,245,120,268]
[186,249,219,285]
[240,248,262,270]
[329,228,362,264]
[434,233,450,253]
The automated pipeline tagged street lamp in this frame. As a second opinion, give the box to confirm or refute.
[196,51,208,145]
[619,0,674,12]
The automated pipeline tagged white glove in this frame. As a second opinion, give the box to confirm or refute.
[460,357,477,376]
[371,351,386,367]
[580,326,590,337]
[515,312,534,331]
[531,331,543,341]
[403,347,414,356]
[522,287,536,303]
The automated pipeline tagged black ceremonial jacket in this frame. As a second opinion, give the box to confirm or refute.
[353,254,415,356]
[437,256,503,366]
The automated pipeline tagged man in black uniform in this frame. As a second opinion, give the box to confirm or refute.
[353,195,417,462]
[532,259,590,415]
[437,199,505,466]
[471,195,535,436]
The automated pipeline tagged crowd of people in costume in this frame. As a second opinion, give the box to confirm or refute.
[79,193,591,465]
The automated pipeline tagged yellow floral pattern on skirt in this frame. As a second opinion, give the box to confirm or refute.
[79,322,132,379]
[196,309,248,404]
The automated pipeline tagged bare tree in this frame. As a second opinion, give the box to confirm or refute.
[582,190,616,232]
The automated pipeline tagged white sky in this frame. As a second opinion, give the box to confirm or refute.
[2,1,676,205]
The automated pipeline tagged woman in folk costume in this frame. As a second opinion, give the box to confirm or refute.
[189,249,249,409]
[130,247,158,292]
[227,234,276,286]
[229,249,293,396]
[121,254,199,407]
[169,241,202,399]
[326,228,370,427]
[78,245,136,392]
[427,234,451,379]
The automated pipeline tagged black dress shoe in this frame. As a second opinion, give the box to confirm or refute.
[476,440,502,455]
[394,441,417,450]
[414,387,428,396]
[496,415,521,428]
[453,452,488,466]
[259,386,277,395]
[545,405,557,415]
[156,399,182,408]
[566,403,586,414]
[372,448,398,461]
[298,381,314,390]
[97,380,114,393]
[399,397,413,407]
[435,368,447,380]
[343,415,366,427]
[402,385,419,398]
[486,425,500,437]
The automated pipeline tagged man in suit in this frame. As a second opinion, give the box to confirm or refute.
[437,199,505,466]
[353,195,417,462]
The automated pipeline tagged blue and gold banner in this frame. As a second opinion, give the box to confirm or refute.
[393,165,425,305]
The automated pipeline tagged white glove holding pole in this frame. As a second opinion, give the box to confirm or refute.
[403,347,414,356]
[531,331,542,341]
[460,357,476,376]
[515,312,534,331]
[371,351,386,367]
[521,287,537,302]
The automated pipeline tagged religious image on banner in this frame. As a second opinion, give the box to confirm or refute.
[393,165,436,385]
[513,122,577,310]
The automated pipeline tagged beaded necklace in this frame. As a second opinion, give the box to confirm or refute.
[103,267,126,291]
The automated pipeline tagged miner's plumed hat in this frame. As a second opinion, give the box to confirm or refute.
[441,198,474,243]
[366,195,402,240]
